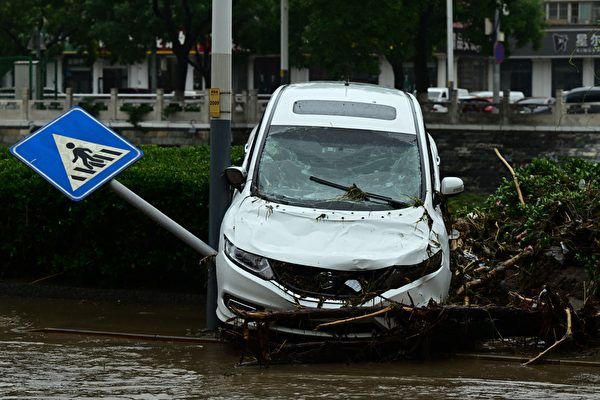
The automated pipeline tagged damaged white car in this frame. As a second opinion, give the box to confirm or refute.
[216,82,463,337]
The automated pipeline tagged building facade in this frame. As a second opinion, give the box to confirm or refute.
[435,0,600,97]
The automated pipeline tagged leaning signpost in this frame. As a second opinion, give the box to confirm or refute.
[11,107,142,201]
[10,106,216,257]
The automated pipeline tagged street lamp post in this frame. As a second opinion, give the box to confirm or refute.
[492,2,509,105]
[281,0,289,85]
[446,0,454,91]
[207,0,232,329]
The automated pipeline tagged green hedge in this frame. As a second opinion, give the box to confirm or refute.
[0,145,244,291]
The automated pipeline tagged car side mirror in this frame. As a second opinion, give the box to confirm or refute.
[441,177,464,196]
[225,166,247,191]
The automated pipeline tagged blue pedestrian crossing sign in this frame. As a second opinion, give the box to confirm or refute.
[10,106,143,201]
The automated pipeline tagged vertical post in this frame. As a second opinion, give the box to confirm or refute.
[65,87,73,108]
[207,0,232,329]
[449,88,458,124]
[155,89,164,121]
[21,88,30,120]
[554,89,564,126]
[54,59,58,99]
[150,45,158,93]
[280,0,289,85]
[109,88,118,120]
[493,7,500,105]
[446,0,454,90]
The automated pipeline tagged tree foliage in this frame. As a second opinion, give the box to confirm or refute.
[0,0,546,95]
[0,0,91,58]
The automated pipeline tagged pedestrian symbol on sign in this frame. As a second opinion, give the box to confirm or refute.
[53,133,130,191]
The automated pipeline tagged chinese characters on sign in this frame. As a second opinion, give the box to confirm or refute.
[554,32,600,55]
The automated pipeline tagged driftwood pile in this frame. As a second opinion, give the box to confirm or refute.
[224,288,599,365]
[225,155,600,365]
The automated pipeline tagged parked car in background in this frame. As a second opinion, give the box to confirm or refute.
[427,87,469,112]
[564,86,600,114]
[460,96,495,113]
[470,90,525,104]
[514,97,555,114]
[217,82,464,337]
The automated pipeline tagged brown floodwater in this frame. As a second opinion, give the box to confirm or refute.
[1,294,599,399]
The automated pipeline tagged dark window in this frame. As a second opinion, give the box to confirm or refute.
[594,59,600,86]
[571,3,579,23]
[254,57,280,94]
[293,100,397,120]
[552,59,582,93]
[101,68,127,93]
[63,56,92,93]
[501,59,532,97]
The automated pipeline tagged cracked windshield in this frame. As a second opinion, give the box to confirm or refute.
[257,125,421,210]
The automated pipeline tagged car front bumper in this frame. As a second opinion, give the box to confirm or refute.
[215,251,451,338]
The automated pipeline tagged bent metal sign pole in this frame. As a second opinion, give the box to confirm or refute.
[10,106,216,257]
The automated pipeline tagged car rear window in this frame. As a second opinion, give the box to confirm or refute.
[293,100,397,120]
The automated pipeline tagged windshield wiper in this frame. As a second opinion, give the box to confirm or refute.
[309,176,410,209]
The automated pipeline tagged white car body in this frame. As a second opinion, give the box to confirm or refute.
[216,82,463,337]
[427,87,469,112]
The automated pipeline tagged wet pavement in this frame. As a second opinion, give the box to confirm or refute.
[1,294,600,399]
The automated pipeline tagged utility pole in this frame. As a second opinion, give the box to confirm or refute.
[446,0,454,91]
[492,5,501,105]
[280,0,289,85]
[207,0,232,329]
[492,2,509,105]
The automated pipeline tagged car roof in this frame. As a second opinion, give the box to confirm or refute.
[270,82,418,134]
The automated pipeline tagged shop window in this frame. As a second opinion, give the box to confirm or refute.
[594,59,600,86]
[63,56,92,93]
[101,68,128,93]
[552,59,582,93]
[501,60,532,97]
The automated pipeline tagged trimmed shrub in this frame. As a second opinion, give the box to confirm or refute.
[0,145,244,291]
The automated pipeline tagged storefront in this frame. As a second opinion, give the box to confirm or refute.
[510,28,600,97]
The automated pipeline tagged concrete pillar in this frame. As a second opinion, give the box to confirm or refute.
[109,88,118,120]
[436,54,447,88]
[378,56,394,88]
[66,88,73,108]
[532,59,552,97]
[554,89,564,126]
[155,89,164,121]
[449,89,459,124]
[501,89,510,124]
[247,88,258,122]
[21,88,29,120]
[583,58,594,87]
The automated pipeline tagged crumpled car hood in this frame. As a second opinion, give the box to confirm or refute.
[222,196,439,271]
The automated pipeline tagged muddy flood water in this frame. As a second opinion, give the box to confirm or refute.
[1,291,600,399]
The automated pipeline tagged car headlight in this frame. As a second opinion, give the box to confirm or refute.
[224,236,274,280]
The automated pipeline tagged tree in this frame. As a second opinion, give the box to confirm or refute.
[82,0,159,66]
[283,0,545,96]
[0,0,91,58]
[149,0,210,100]
[288,0,384,80]
[454,0,545,57]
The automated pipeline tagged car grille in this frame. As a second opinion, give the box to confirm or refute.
[270,252,442,301]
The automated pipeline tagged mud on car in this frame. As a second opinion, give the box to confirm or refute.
[216,82,463,337]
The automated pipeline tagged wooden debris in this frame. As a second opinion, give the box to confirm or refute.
[524,308,572,366]
[494,148,525,206]
[225,284,599,365]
